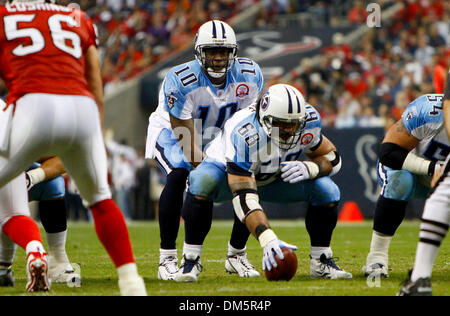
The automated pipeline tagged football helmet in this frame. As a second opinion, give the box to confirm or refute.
[194,20,238,79]
[257,84,307,150]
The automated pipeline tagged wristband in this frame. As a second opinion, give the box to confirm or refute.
[258,229,278,248]
[27,167,46,185]
[303,161,320,179]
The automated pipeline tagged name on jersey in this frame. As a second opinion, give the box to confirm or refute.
[6,3,73,13]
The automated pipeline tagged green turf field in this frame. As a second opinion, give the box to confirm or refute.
[0,220,448,296]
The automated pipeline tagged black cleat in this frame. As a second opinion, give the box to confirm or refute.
[0,268,15,287]
[397,270,432,296]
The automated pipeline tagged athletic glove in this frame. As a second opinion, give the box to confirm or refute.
[280,161,310,183]
[262,239,298,271]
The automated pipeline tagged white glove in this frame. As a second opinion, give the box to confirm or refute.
[262,239,298,271]
[280,161,310,183]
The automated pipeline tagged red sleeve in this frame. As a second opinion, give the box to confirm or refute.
[83,13,99,50]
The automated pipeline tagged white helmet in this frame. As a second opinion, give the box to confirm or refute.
[194,20,238,79]
[257,84,307,150]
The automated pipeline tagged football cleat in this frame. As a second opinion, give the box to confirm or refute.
[49,263,81,286]
[397,271,432,296]
[158,256,179,281]
[118,276,147,296]
[310,254,352,279]
[26,252,50,292]
[362,262,389,278]
[0,267,15,287]
[174,255,203,282]
[225,252,260,277]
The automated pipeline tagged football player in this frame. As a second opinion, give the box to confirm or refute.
[0,155,80,287]
[0,0,146,295]
[398,70,450,296]
[145,20,263,280]
[362,90,447,278]
[174,84,352,282]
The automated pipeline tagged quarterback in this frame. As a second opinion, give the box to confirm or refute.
[145,20,263,280]
[175,84,352,282]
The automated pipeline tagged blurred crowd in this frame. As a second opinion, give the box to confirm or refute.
[282,0,449,131]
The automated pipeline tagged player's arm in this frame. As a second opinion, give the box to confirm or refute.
[26,157,65,190]
[227,169,296,271]
[379,119,438,176]
[443,70,450,139]
[280,136,341,183]
[85,45,104,124]
[169,114,203,168]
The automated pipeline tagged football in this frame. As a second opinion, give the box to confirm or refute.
[264,248,298,281]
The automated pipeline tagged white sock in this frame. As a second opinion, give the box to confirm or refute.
[227,242,245,256]
[410,242,439,281]
[47,231,70,264]
[183,243,202,260]
[366,231,391,265]
[25,240,45,256]
[310,247,332,259]
[159,249,177,262]
[0,232,16,266]
[117,262,140,280]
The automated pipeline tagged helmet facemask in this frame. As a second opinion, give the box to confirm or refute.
[262,116,306,150]
[195,45,237,79]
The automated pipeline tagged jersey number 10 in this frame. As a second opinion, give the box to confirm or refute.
[4,14,83,58]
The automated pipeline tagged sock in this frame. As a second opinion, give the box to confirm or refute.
[411,218,448,281]
[0,232,16,266]
[47,231,70,264]
[117,262,140,280]
[373,196,407,236]
[182,192,213,245]
[310,246,332,259]
[229,213,251,251]
[227,242,246,257]
[160,248,177,262]
[305,203,338,247]
[159,168,189,249]
[183,242,202,260]
[39,199,67,233]
[90,199,135,268]
[366,231,391,265]
[2,215,43,251]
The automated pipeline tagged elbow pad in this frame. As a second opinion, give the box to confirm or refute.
[323,151,342,176]
[232,189,263,223]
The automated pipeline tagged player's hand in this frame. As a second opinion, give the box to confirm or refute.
[262,239,298,271]
[25,172,34,190]
[431,161,445,188]
[280,161,310,183]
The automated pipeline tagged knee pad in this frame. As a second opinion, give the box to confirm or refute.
[188,161,226,200]
[381,170,414,201]
[28,176,66,201]
[309,177,340,206]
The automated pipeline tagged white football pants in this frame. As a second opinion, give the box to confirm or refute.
[0,93,111,226]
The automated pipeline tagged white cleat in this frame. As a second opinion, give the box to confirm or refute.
[174,255,202,282]
[118,276,147,296]
[158,256,179,280]
[225,252,260,277]
[362,262,389,278]
[26,252,51,292]
[310,254,352,280]
[49,263,81,286]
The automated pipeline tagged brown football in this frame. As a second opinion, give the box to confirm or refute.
[264,248,298,281]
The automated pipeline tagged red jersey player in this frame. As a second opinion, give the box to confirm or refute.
[0,0,146,295]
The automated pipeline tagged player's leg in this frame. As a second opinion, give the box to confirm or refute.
[29,169,80,285]
[363,163,428,277]
[0,174,49,291]
[398,164,450,296]
[260,176,352,279]
[0,231,16,287]
[57,96,145,295]
[175,159,230,282]
[153,128,191,280]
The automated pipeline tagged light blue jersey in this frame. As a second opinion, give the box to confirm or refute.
[402,94,448,161]
[145,58,263,161]
[206,104,323,185]
[378,94,448,201]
